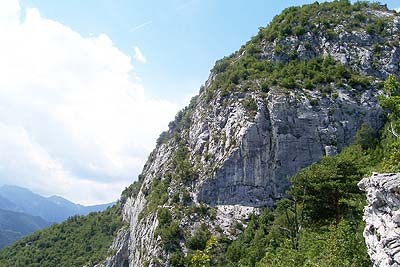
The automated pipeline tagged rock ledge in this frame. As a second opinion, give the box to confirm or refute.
[359,173,400,267]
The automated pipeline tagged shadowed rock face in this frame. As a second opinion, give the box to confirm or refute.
[359,173,400,267]
[197,88,383,208]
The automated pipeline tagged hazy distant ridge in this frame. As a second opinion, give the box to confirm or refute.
[0,185,114,223]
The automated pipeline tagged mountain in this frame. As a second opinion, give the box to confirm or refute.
[0,185,114,223]
[0,194,21,212]
[0,209,52,248]
[47,195,113,215]
[0,1,399,266]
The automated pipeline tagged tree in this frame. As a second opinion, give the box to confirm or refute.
[354,123,377,150]
[384,74,400,96]
[190,237,217,267]
[288,146,365,225]
[274,197,305,250]
[380,74,400,138]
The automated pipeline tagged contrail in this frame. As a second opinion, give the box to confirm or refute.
[130,20,152,32]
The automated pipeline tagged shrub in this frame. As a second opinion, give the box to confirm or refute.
[242,96,258,112]
[158,208,172,227]
[187,225,211,251]
[158,222,183,252]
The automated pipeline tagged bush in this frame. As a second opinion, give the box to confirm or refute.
[281,77,297,89]
[187,225,211,251]
[158,208,172,227]
[242,96,258,112]
[158,222,183,252]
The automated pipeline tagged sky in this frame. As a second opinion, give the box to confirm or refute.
[0,0,399,205]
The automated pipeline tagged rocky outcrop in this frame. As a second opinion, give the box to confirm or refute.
[359,173,400,267]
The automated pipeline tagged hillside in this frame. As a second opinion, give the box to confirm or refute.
[0,205,123,267]
[0,209,52,249]
[0,1,399,266]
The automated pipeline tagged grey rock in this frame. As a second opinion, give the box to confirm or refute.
[197,88,383,207]
[359,173,400,267]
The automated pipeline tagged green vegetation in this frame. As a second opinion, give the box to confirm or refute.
[156,96,198,146]
[172,146,198,183]
[289,146,369,225]
[206,54,372,102]
[0,205,124,267]
[257,0,390,42]
[120,178,142,203]
[186,224,211,251]
[190,237,217,267]
[156,221,184,253]
[377,74,400,172]
[139,176,170,221]
[242,96,258,113]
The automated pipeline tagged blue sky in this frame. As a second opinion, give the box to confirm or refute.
[0,0,399,205]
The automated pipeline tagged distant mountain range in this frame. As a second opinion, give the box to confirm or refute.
[0,185,114,248]
[0,185,114,222]
[0,208,52,248]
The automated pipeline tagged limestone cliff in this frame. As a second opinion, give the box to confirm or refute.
[97,2,400,266]
[359,173,400,267]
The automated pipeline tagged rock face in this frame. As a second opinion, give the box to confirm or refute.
[196,88,382,207]
[359,173,400,267]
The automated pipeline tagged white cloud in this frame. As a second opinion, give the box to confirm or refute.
[133,46,147,63]
[0,0,180,205]
[397,7,400,13]
[0,0,20,24]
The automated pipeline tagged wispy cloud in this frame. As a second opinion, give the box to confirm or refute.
[133,46,146,63]
[130,20,152,32]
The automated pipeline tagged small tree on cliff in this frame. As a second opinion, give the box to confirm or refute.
[379,74,400,138]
